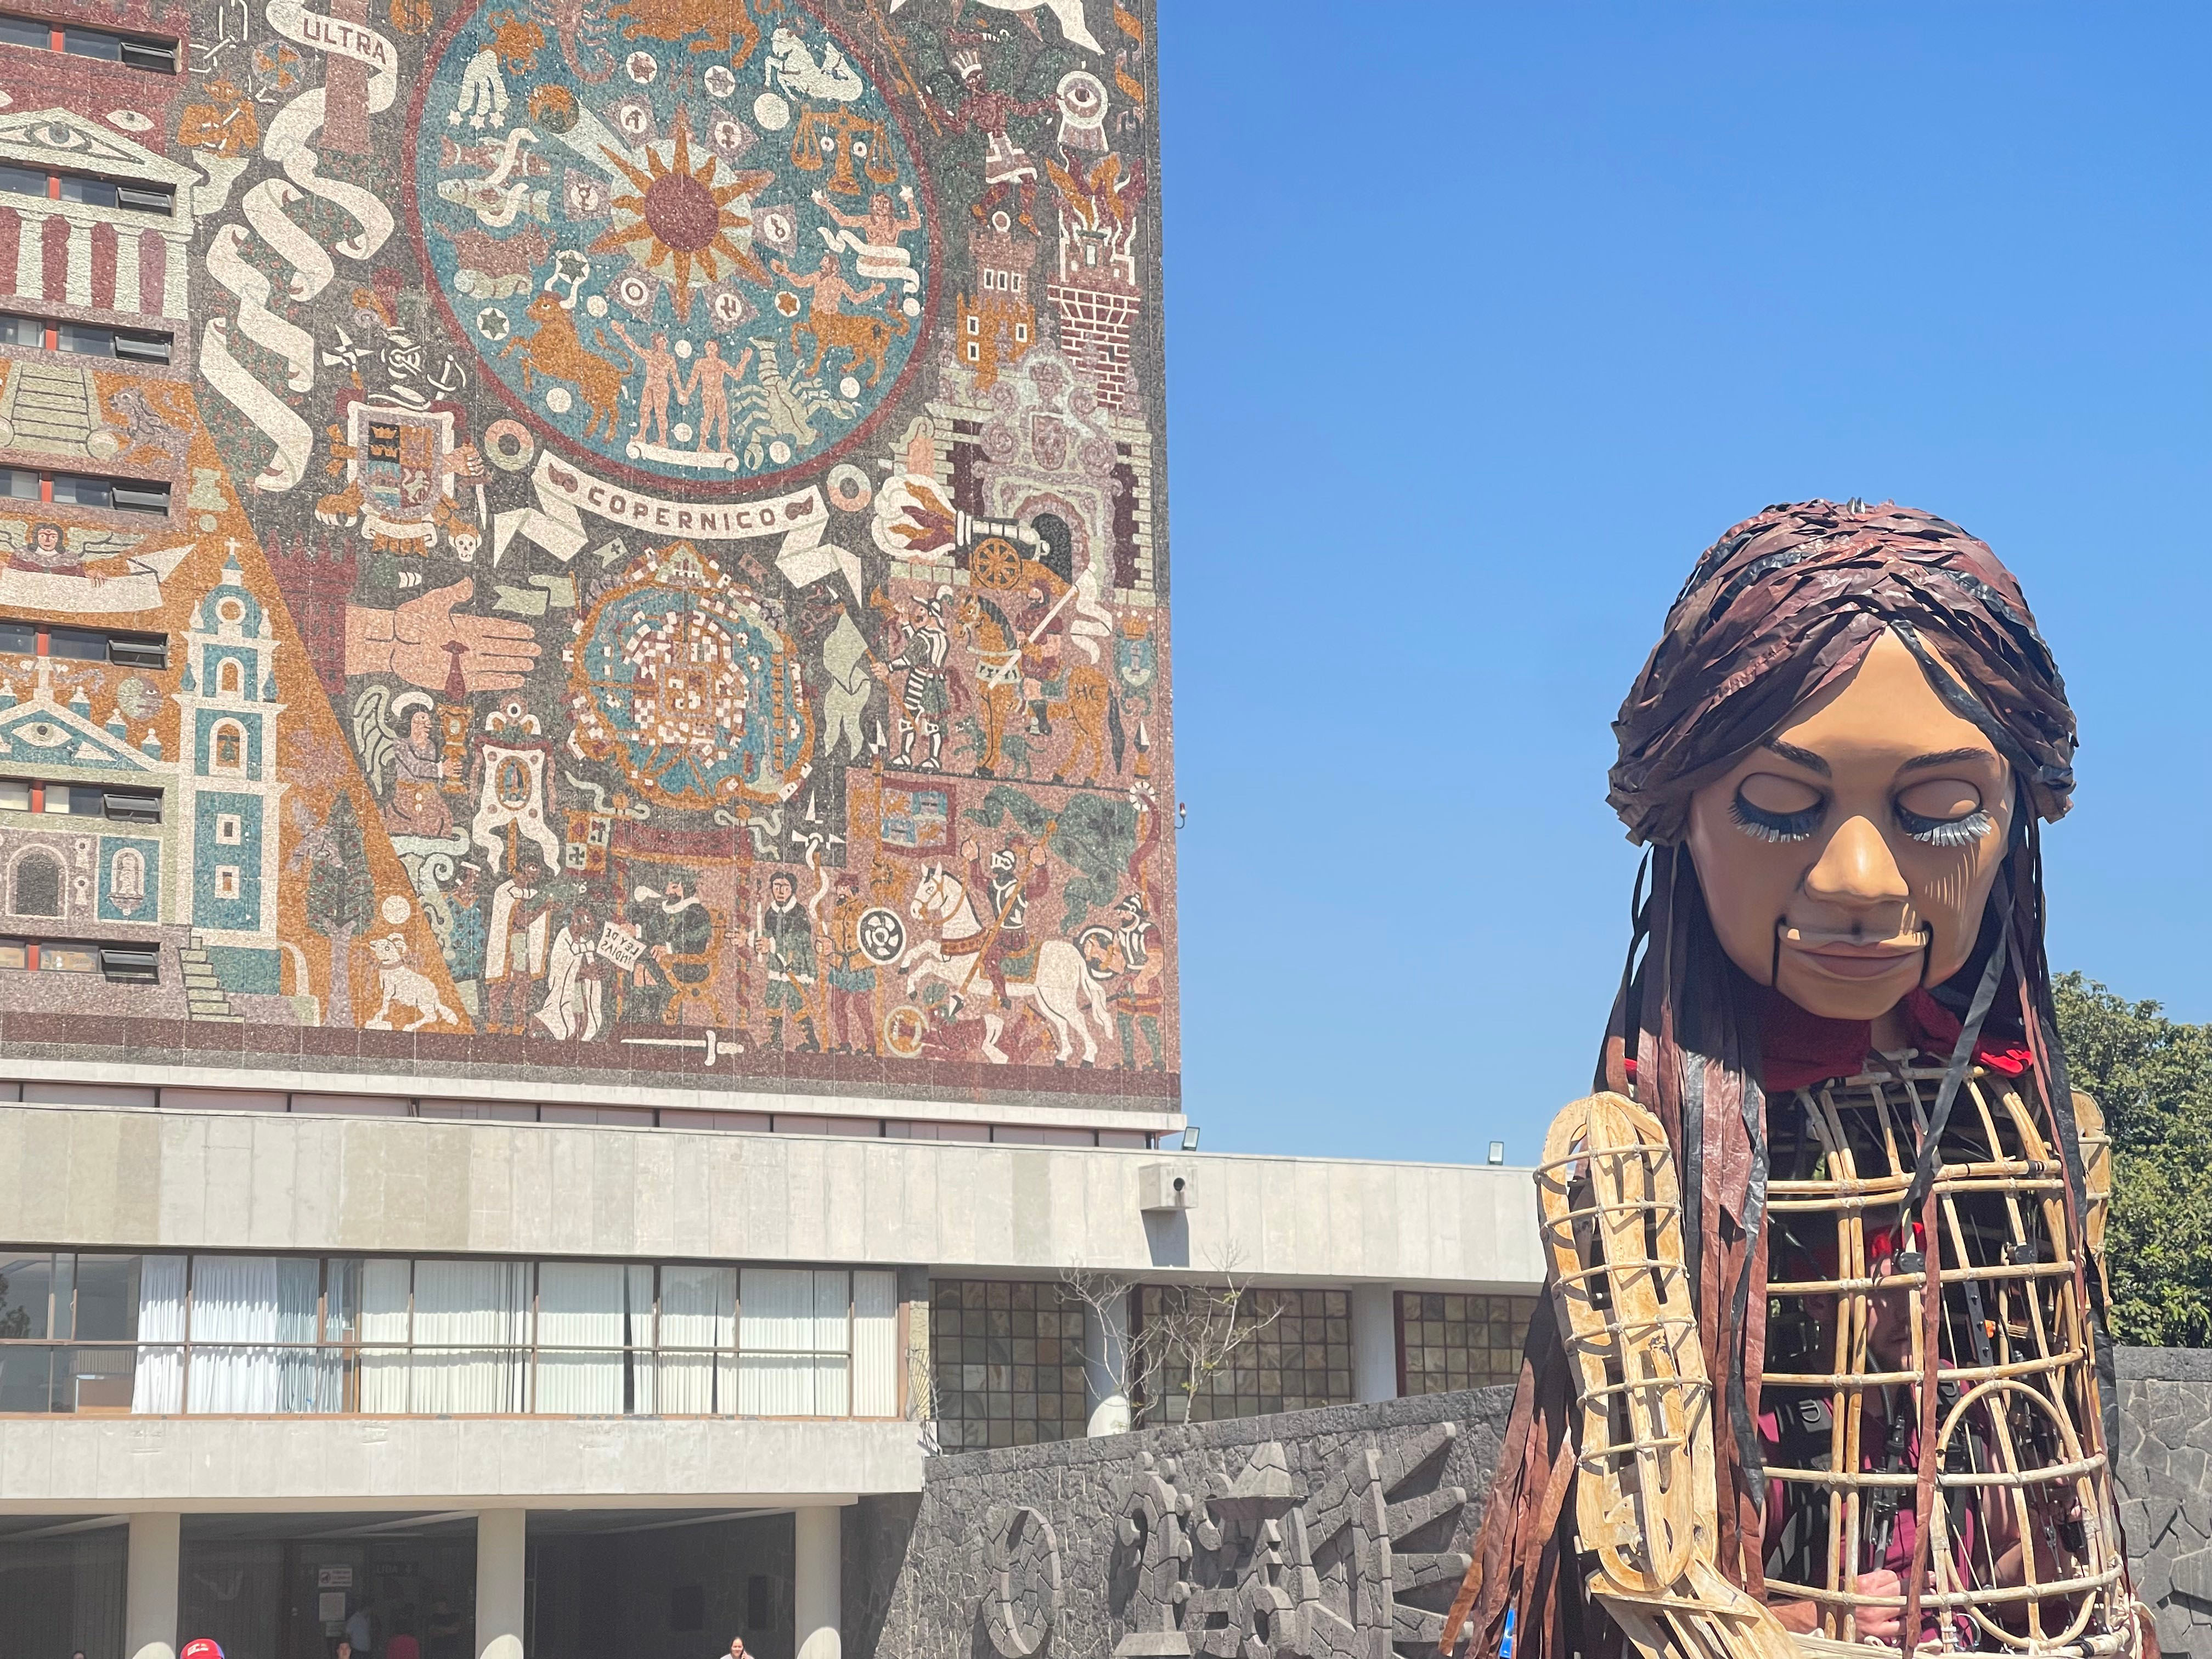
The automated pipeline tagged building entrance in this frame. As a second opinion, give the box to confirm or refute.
[526,1511,794,1659]
[178,1513,476,1659]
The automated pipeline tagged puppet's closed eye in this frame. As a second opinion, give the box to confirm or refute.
[1729,774,1822,844]
[1895,777,1991,848]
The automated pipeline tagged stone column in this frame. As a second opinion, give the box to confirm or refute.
[476,1509,527,1659]
[124,1511,180,1659]
[1084,1287,1131,1436]
[794,1504,842,1659]
[1351,1284,1399,1403]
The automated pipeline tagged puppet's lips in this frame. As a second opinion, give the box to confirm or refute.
[1776,924,1928,980]
[1791,944,1923,980]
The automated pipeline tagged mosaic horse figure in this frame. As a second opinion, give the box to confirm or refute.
[902,863,1108,1064]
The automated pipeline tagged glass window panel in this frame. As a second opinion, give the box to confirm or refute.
[55,323,115,357]
[852,1270,897,1417]
[60,24,123,59]
[0,312,41,346]
[535,1262,625,1414]
[653,1264,735,1415]
[0,1344,55,1412]
[40,944,97,973]
[0,939,25,970]
[0,1253,52,1339]
[57,176,119,208]
[0,470,38,502]
[0,15,47,47]
[358,1258,411,1413]
[132,1255,184,1413]
[184,1256,321,1412]
[409,1260,528,1414]
[66,1255,143,1341]
[0,163,45,198]
[324,1257,360,1341]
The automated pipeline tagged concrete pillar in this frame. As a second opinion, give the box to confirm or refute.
[794,1505,842,1659]
[476,1509,527,1659]
[1351,1284,1399,1403]
[124,1511,179,1659]
[1084,1289,1131,1436]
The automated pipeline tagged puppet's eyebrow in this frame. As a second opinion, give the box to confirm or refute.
[1762,739,1829,776]
[1899,747,2000,774]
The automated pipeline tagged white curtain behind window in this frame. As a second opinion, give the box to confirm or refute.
[184,1256,320,1413]
[852,1270,898,1417]
[739,1268,850,1416]
[131,1255,185,1414]
[410,1260,529,1413]
[359,1259,412,1413]
[535,1263,624,1414]
[653,1265,735,1414]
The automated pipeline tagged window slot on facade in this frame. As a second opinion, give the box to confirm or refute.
[0,779,163,822]
[0,471,171,515]
[0,619,170,668]
[97,945,157,983]
[0,311,174,363]
[0,13,177,71]
[0,163,174,217]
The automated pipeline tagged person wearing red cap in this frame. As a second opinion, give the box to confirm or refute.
[180,1641,225,1659]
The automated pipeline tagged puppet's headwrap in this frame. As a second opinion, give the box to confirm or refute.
[1460,500,2089,1659]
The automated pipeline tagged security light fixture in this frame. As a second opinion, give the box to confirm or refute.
[1487,1141,1505,1166]
[1182,1125,1200,1151]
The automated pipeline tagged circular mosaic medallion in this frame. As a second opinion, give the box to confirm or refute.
[410,2,935,488]
[565,542,815,809]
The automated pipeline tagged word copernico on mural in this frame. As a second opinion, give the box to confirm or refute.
[0,0,1170,1109]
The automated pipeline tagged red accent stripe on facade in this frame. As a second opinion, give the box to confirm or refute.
[90,222,117,311]
[139,229,163,317]
[40,214,67,304]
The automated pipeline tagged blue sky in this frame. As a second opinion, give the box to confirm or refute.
[1156,4,2211,1163]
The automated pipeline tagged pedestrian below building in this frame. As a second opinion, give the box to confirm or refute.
[425,1598,467,1659]
[386,1606,422,1659]
[721,1639,748,1659]
[346,1598,374,1654]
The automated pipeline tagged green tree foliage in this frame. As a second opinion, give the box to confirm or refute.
[2052,972,2212,1348]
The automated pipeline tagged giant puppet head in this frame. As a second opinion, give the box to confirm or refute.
[1606,499,2076,1073]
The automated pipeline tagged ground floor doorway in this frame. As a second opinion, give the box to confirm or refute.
[526,1511,795,1659]
[179,1513,477,1659]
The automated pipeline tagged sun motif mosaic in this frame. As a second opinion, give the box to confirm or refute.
[409,0,936,487]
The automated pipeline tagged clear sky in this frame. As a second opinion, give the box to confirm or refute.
[1157,4,2211,1164]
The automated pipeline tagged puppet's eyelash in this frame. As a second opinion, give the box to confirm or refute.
[1730,789,1820,844]
[1899,805,1991,848]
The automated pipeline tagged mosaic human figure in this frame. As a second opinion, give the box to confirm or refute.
[681,339,751,454]
[611,323,685,446]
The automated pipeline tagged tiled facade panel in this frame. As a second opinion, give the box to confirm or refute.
[1396,1291,1537,1396]
[0,0,1172,1117]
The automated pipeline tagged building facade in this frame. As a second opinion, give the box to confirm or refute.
[0,1,1547,1655]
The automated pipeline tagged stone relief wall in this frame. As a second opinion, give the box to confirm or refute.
[2115,1346,2212,1659]
[0,0,1172,1115]
[867,1387,1518,1659]
[859,1348,2208,1659]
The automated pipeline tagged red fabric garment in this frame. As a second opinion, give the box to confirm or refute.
[1758,986,2033,1092]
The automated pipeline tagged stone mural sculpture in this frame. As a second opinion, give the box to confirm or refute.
[872,1394,1503,1659]
[1449,503,2153,1658]
[0,0,1172,1115]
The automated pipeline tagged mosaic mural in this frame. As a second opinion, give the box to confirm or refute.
[0,0,1171,1113]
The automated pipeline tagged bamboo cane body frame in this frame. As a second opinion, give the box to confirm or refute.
[1508,1068,2142,1659]
[1754,1062,2136,1655]
[1536,1092,1799,1659]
